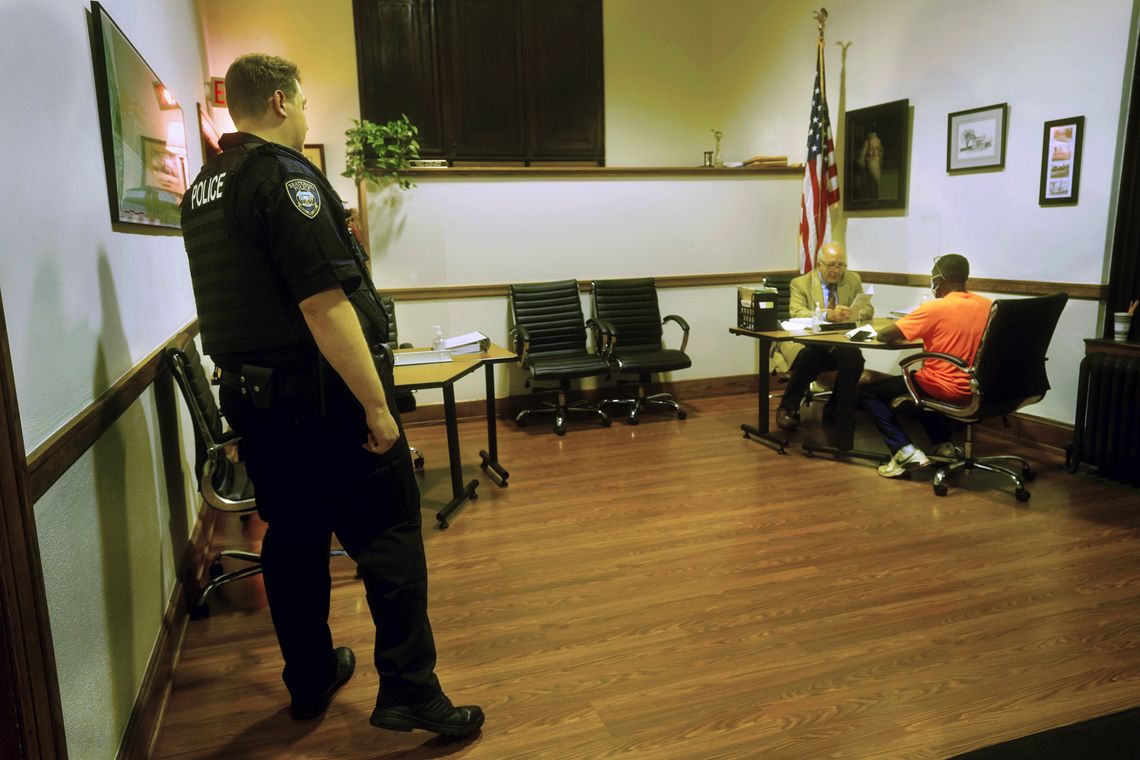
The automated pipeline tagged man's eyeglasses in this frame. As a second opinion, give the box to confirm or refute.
[820,262,846,270]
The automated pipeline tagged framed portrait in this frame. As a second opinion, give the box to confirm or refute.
[1039,116,1084,205]
[947,103,1008,173]
[843,98,909,211]
[303,144,326,174]
[197,102,222,162]
[89,2,186,229]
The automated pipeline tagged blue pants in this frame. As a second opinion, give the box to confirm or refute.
[859,374,952,454]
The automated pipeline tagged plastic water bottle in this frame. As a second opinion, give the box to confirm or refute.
[811,302,823,333]
[431,325,444,351]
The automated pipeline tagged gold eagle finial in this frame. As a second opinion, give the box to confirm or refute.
[812,8,829,36]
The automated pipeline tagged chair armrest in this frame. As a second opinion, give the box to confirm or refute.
[663,314,690,353]
[510,326,532,367]
[588,318,616,358]
[201,458,256,513]
[898,351,969,372]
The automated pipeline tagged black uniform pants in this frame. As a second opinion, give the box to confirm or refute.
[779,345,865,413]
[219,383,442,707]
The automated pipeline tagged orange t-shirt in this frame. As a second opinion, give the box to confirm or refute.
[895,291,992,400]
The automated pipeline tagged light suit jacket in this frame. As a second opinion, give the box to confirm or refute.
[788,269,873,321]
[773,270,874,372]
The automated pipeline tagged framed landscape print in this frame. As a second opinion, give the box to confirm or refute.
[90,2,187,229]
[947,103,1008,173]
[302,143,327,174]
[1039,116,1084,205]
[843,98,910,211]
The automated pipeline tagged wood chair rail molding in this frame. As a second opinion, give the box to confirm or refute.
[380,272,1108,302]
[404,165,803,179]
[26,320,198,503]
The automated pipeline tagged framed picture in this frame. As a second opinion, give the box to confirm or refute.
[844,98,909,210]
[197,102,222,162]
[89,2,186,229]
[302,144,326,174]
[947,103,1008,173]
[1039,116,1084,205]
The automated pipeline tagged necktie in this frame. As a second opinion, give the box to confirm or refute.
[827,286,837,310]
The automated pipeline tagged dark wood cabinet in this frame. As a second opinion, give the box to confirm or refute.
[523,0,603,161]
[354,0,446,156]
[354,0,604,164]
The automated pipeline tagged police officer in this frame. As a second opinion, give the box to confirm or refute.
[180,53,483,737]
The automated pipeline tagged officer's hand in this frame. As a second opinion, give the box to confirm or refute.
[363,407,400,455]
[830,305,852,322]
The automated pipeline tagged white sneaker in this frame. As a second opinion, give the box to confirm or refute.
[878,445,930,478]
[930,442,963,459]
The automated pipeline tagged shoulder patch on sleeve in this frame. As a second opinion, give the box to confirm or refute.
[285,178,321,219]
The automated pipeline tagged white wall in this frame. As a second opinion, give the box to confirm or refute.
[364,0,1137,424]
[0,1,206,756]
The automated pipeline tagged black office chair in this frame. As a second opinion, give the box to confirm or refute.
[379,295,424,470]
[166,340,347,618]
[591,277,691,423]
[508,279,612,435]
[892,292,1069,501]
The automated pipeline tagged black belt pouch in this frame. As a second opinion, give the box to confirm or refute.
[240,364,277,409]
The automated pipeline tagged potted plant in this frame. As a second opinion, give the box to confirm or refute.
[343,115,421,190]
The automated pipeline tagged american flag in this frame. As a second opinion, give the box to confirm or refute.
[797,39,839,274]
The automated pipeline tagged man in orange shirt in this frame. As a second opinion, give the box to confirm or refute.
[859,254,992,477]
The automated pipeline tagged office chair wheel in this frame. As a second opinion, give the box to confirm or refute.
[677,410,687,420]
[933,483,948,497]
[190,602,210,620]
[208,561,224,579]
[602,417,612,427]
[516,417,527,428]
[628,416,639,425]
[413,453,425,470]
[555,426,566,436]
[1022,466,1036,481]
[1015,488,1031,503]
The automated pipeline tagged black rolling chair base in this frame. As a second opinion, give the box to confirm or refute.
[191,548,349,619]
[436,480,479,529]
[932,457,1033,501]
[516,401,610,436]
[601,393,686,424]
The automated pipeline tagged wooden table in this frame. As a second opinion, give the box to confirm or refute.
[730,318,920,461]
[394,343,515,528]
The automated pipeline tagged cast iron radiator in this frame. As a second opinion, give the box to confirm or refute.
[1068,352,1140,486]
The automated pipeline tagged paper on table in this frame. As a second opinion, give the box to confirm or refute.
[441,331,490,352]
[781,317,813,332]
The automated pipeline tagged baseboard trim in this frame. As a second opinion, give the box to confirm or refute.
[975,411,1073,454]
[116,503,217,760]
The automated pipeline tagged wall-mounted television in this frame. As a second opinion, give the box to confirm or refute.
[90,1,187,229]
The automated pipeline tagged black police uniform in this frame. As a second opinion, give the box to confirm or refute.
[180,132,442,709]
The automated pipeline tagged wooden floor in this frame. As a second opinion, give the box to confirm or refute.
[152,394,1140,760]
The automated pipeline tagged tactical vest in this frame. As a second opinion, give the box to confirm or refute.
[181,143,311,356]
[180,141,389,358]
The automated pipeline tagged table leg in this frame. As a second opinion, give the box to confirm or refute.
[478,362,509,487]
[436,383,479,529]
[741,337,789,454]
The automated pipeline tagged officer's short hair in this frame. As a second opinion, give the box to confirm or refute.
[225,54,301,122]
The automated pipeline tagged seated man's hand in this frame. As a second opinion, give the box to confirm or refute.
[829,305,852,322]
